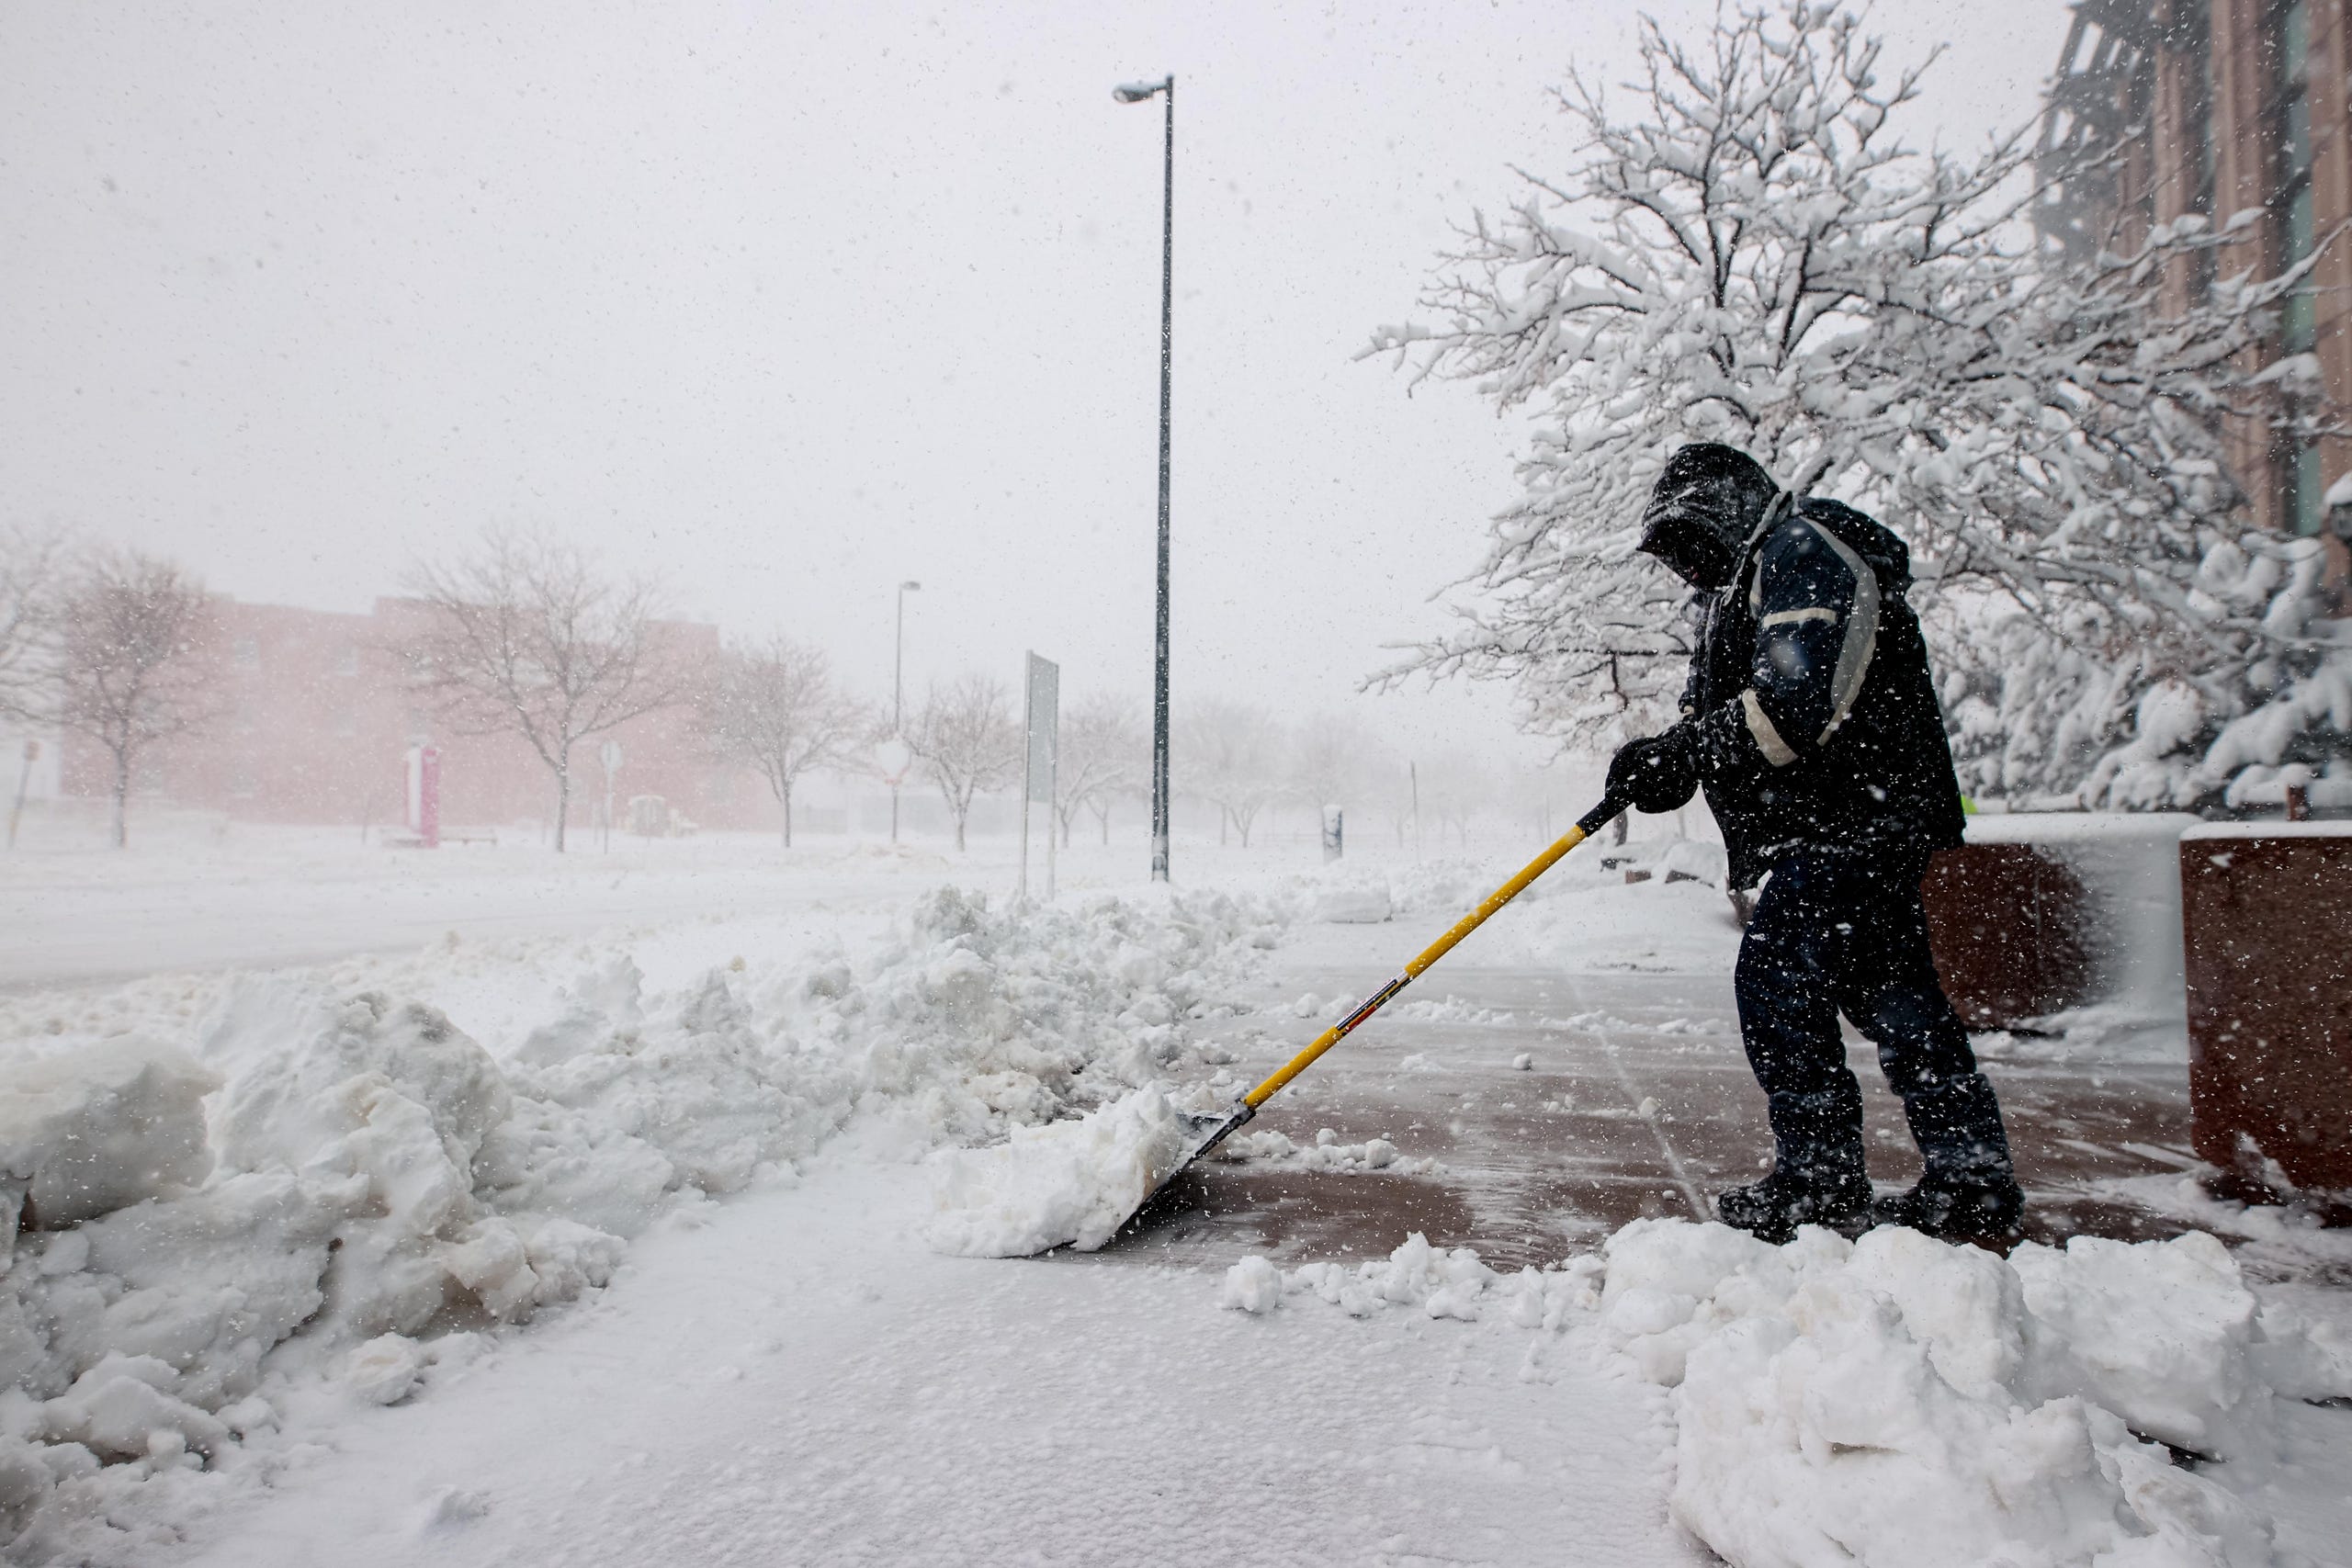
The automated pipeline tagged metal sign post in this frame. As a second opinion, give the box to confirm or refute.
[1019,652,1060,901]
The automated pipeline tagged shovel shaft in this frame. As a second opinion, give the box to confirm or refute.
[1240,804,1617,1111]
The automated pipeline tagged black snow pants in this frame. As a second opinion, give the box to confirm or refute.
[1732,851,2015,1186]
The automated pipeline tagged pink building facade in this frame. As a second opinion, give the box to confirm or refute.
[59,595,782,836]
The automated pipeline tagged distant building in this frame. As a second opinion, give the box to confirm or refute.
[2038,0,2345,538]
[53,594,807,837]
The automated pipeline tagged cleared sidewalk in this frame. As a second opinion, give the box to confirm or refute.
[1089,899,2230,1274]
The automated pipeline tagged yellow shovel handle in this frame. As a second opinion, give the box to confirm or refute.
[1241,816,1606,1111]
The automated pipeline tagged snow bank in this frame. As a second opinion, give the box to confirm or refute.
[1233,1223,2350,1568]
[0,883,1287,1562]
[923,1087,1193,1256]
[1600,1220,2351,1568]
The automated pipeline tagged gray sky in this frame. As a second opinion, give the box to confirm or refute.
[1,0,2073,770]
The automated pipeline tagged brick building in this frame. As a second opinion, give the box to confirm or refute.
[2040,0,2346,537]
[57,595,791,837]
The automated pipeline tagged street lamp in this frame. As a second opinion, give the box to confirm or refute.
[888,580,922,843]
[1114,73,1174,884]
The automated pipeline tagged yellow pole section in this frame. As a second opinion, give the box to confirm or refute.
[1241,823,1591,1110]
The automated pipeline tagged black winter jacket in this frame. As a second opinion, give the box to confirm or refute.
[1682,497,1965,889]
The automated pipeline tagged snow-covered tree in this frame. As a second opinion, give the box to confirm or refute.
[401,529,686,852]
[1367,0,2326,801]
[702,636,869,847]
[909,673,1019,852]
[48,551,217,848]
[1052,693,1143,848]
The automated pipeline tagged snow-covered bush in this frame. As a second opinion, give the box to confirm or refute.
[1366,0,2332,801]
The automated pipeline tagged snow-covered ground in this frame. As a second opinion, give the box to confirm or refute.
[3,829,2348,1566]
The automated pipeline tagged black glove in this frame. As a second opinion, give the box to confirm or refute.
[1606,721,1699,814]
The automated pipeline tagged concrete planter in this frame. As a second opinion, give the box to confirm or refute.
[1922,813,2198,1033]
[2181,823,2352,1198]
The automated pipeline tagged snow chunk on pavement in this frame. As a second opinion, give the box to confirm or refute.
[923,1088,1192,1256]
[0,1037,220,1233]
[1219,1256,1283,1314]
[345,1335,426,1406]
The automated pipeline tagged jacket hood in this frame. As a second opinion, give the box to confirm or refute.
[1637,444,1781,590]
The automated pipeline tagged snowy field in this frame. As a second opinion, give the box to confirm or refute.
[3,828,2349,1567]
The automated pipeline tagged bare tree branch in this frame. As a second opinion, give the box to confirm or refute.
[399,528,687,851]
[701,636,870,848]
[907,674,1018,852]
[47,550,218,848]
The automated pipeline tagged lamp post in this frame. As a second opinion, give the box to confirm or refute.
[1114,73,1174,884]
[889,580,921,843]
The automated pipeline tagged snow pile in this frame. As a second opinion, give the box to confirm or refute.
[922,1088,1193,1256]
[1598,1220,2352,1568]
[1225,1222,2349,1568]
[0,884,1286,1561]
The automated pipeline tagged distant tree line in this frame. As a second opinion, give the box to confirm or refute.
[4,521,1564,854]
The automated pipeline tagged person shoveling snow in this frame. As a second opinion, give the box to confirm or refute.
[1611,444,2027,1246]
[944,445,2034,1262]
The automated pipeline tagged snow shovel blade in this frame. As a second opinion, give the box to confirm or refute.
[1100,1103,1259,1246]
[1104,796,1625,1247]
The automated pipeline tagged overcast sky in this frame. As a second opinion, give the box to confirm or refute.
[1,0,2074,771]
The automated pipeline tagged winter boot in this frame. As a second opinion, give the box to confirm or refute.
[1715,1083,1872,1245]
[1876,1072,2025,1244]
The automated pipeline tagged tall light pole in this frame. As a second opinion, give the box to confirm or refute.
[1114,73,1174,884]
[889,579,921,843]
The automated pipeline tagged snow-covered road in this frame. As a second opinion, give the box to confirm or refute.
[0,835,956,990]
[179,1162,1703,1568]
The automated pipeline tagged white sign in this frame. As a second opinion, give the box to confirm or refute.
[1018,652,1060,900]
[600,740,624,774]
[876,735,914,786]
[1023,653,1059,806]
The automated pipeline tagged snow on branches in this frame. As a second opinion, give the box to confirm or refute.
[1368,0,2334,803]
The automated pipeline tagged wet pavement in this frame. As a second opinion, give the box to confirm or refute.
[1081,929,2211,1274]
